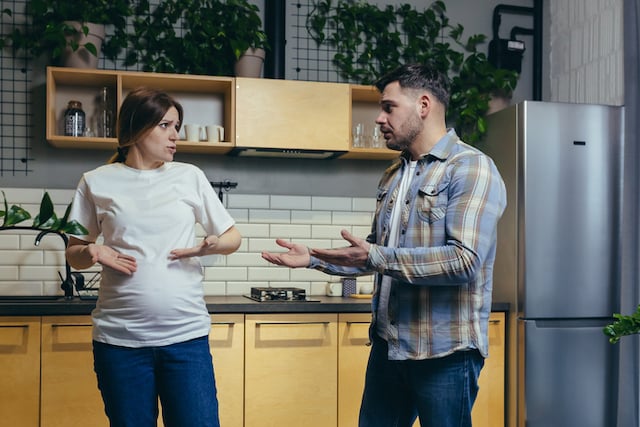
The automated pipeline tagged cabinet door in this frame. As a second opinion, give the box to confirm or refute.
[244,313,338,427]
[41,316,107,427]
[472,312,506,427]
[211,314,244,427]
[235,78,350,151]
[0,317,40,427]
[338,313,371,427]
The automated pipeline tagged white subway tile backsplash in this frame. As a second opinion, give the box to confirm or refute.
[269,224,311,239]
[0,250,43,265]
[311,224,349,239]
[291,210,332,224]
[0,267,20,281]
[204,266,248,282]
[228,194,270,209]
[312,196,351,211]
[248,267,290,282]
[249,209,291,223]
[1,188,376,296]
[333,211,373,226]
[270,195,311,210]
[237,223,270,238]
[0,235,19,249]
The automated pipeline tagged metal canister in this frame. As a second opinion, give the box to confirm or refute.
[63,100,85,137]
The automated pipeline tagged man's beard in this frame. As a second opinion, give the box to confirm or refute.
[385,113,423,152]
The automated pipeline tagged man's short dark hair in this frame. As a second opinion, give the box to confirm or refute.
[375,63,450,108]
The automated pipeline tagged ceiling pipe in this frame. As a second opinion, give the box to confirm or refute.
[264,0,286,79]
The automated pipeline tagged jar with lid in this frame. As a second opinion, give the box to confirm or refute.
[63,100,85,137]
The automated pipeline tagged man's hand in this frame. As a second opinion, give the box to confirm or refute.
[309,229,370,267]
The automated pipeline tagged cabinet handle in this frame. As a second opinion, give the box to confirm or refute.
[489,319,501,324]
[255,321,330,326]
[0,324,29,329]
[346,321,370,325]
[211,321,236,326]
[50,324,91,328]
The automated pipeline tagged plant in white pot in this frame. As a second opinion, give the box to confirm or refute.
[0,0,132,68]
[124,0,268,77]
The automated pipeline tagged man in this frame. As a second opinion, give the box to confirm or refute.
[261,63,507,427]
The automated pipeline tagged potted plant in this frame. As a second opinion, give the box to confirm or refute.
[306,0,519,144]
[0,0,132,67]
[124,0,268,76]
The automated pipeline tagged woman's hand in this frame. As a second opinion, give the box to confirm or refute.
[169,227,241,260]
[93,244,138,275]
[66,236,137,275]
[169,235,220,260]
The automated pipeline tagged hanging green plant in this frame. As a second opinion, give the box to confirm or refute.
[604,305,640,344]
[0,191,88,235]
[306,0,519,144]
[122,0,268,76]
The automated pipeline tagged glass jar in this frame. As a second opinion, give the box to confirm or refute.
[63,100,85,137]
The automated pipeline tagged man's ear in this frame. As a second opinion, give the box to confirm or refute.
[418,92,431,118]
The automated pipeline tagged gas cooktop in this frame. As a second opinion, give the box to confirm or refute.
[244,287,319,302]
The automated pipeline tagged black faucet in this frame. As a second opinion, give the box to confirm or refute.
[34,230,74,299]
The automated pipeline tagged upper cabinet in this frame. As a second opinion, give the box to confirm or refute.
[46,67,235,155]
[234,77,350,155]
[45,67,397,160]
[342,84,397,160]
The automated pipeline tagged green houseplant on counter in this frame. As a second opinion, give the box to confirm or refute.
[0,0,132,66]
[123,0,268,76]
[0,191,87,235]
[306,0,519,144]
[0,191,88,298]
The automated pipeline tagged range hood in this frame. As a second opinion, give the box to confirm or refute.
[228,147,346,160]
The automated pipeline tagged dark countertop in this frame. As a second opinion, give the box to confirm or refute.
[0,295,509,316]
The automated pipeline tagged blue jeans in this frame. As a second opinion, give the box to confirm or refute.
[359,335,484,427]
[93,336,220,427]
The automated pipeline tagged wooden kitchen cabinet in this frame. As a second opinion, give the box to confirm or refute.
[337,313,371,427]
[46,67,235,154]
[0,317,41,427]
[210,314,244,427]
[341,84,397,160]
[45,67,397,160]
[337,312,506,427]
[244,313,338,427]
[235,77,350,153]
[40,316,107,427]
[472,311,506,427]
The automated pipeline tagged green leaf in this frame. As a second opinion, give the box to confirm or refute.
[4,205,32,226]
[33,192,55,228]
[604,305,640,344]
[61,220,89,236]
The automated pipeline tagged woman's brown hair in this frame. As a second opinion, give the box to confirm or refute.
[108,87,184,163]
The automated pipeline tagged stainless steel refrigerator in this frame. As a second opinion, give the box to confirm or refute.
[482,101,629,427]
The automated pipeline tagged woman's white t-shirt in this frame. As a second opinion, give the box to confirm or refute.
[69,161,235,348]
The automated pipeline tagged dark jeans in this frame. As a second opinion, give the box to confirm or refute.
[93,336,220,427]
[359,335,484,427]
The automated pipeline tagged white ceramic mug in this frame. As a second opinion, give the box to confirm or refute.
[206,125,225,142]
[325,281,342,297]
[184,124,203,142]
